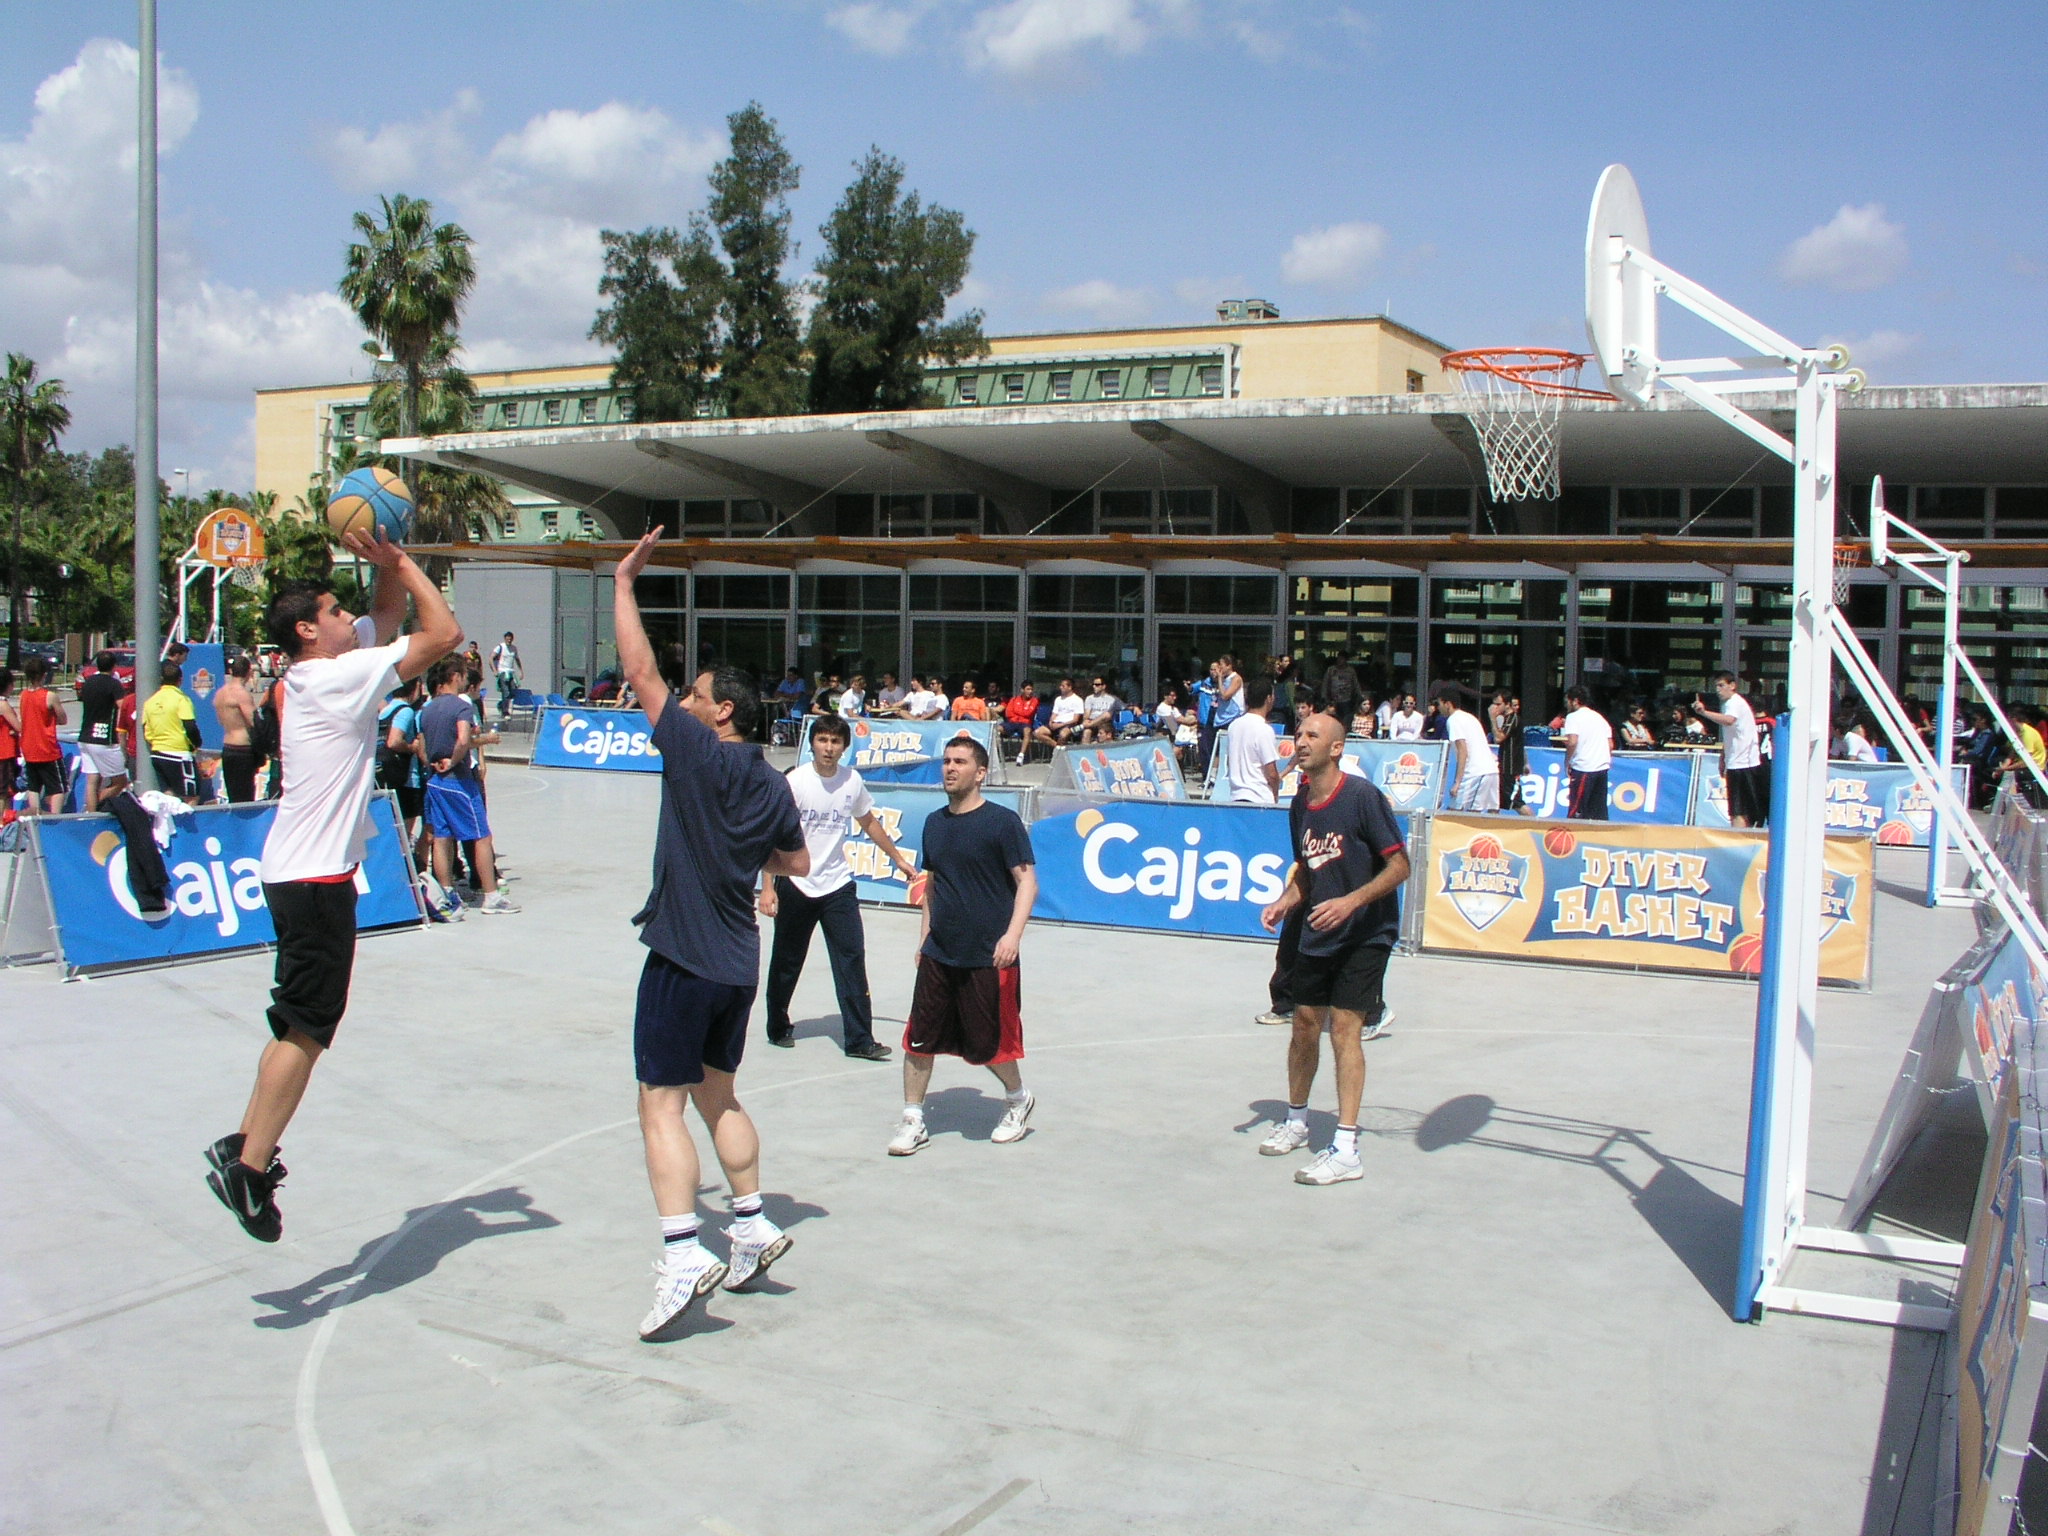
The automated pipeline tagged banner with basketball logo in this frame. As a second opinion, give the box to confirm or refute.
[797,716,1004,786]
[1691,759,1968,844]
[1419,813,1874,985]
[1045,739,1186,799]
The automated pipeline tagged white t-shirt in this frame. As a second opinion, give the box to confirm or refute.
[1445,708,1498,778]
[1050,693,1085,727]
[785,761,875,898]
[1084,691,1117,720]
[838,688,866,718]
[1843,729,1878,763]
[903,689,942,719]
[1225,713,1281,806]
[1563,707,1614,772]
[1720,692,1761,771]
[1389,708,1424,740]
[261,617,408,882]
[490,643,520,677]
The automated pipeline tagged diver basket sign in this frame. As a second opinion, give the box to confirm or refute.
[1420,814,1874,984]
[1045,739,1186,799]
[798,717,1001,786]
[529,706,662,772]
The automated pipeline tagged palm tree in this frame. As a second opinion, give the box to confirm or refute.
[1,353,72,667]
[338,194,476,439]
[360,334,508,580]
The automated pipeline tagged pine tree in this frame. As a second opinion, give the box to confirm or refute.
[807,149,985,414]
[708,103,806,418]
[589,219,726,423]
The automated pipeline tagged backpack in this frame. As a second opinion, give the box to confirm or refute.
[376,698,415,790]
[251,681,282,761]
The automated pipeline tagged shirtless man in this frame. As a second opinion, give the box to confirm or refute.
[214,655,262,803]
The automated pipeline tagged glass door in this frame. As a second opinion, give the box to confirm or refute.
[912,618,1016,692]
[694,615,790,699]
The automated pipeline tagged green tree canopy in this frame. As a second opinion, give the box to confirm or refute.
[589,220,726,423]
[339,193,477,438]
[708,103,806,418]
[806,149,985,414]
[3,352,72,665]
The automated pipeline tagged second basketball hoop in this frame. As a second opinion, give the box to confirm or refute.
[1440,347,1609,504]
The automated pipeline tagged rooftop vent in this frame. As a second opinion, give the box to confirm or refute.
[1215,298,1280,322]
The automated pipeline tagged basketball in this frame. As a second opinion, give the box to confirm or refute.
[1543,826,1577,858]
[1470,835,1504,861]
[1728,933,1765,973]
[325,466,414,543]
[1877,820,1915,846]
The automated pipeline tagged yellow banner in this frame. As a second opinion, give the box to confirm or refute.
[1421,814,1874,984]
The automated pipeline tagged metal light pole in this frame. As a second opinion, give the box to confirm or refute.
[131,0,159,794]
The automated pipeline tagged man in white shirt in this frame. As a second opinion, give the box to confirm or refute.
[1842,715,1879,763]
[1436,687,1500,811]
[903,676,946,721]
[760,715,916,1060]
[873,672,907,716]
[1693,670,1767,826]
[1225,678,1282,805]
[1388,694,1425,740]
[838,674,868,719]
[1080,675,1120,744]
[1561,686,1614,820]
[1033,677,1086,754]
[489,631,522,720]
[205,530,463,1243]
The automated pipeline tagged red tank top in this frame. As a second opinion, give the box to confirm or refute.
[0,705,18,760]
[19,688,59,761]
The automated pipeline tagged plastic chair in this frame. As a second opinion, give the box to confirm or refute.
[546,692,571,708]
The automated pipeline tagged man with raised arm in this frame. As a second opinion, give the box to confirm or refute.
[612,527,811,1341]
[1257,711,1410,1186]
[887,737,1038,1156]
[205,528,463,1242]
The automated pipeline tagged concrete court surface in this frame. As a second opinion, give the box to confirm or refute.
[0,763,1988,1536]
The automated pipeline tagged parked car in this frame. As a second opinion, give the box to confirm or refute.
[79,647,137,687]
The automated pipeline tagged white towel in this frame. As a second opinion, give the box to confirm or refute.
[135,790,189,849]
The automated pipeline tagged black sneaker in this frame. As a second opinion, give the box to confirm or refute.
[204,1132,286,1181]
[207,1154,285,1243]
[766,1029,795,1049]
[844,1041,892,1061]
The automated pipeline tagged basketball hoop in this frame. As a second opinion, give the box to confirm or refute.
[228,559,267,591]
[1831,539,1863,604]
[1440,348,1610,503]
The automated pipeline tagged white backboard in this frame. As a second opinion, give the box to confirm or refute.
[1585,164,1657,405]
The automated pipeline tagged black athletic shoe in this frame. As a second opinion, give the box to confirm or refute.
[844,1041,892,1061]
[205,1133,286,1182]
[767,1030,795,1049]
[207,1155,285,1243]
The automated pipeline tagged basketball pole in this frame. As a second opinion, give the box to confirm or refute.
[131,0,160,797]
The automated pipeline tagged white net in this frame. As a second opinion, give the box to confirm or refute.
[227,560,266,591]
[1458,388,1568,503]
[1831,541,1862,605]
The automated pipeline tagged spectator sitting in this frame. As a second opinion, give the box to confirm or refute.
[839,674,868,718]
[1001,682,1039,757]
[902,676,946,720]
[1621,702,1657,750]
[1349,698,1377,738]
[1033,677,1085,756]
[1080,676,1119,743]
[810,674,843,715]
[872,671,906,716]
[951,680,989,721]
[773,666,808,719]
[1388,694,1425,740]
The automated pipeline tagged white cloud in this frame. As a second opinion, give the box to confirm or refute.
[965,0,1193,79]
[321,89,479,192]
[1279,220,1387,286]
[1820,328,1920,378]
[1227,16,1289,63]
[1778,203,1908,292]
[1044,277,1153,324]
[828,3,928,55]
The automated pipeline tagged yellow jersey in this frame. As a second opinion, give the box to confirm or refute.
[141,684,197,755]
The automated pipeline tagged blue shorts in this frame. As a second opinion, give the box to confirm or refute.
[424,775,490,841]
[634,950,754,1086]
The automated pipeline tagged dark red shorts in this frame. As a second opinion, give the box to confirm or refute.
[905,955,1024,1065]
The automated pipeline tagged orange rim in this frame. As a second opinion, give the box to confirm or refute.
[1441,347,1612,400]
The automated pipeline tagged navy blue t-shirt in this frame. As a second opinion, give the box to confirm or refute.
[919,798,1035,970]
[419,692,477,781]
[1288,772,1406,956]
[633,698,803,988]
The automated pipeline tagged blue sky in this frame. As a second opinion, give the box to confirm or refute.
[4,0,2044,490]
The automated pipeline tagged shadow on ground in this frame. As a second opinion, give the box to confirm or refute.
[252,1187,559,1330]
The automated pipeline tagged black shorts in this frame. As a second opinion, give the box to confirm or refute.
[393,784,424,822]
[634,950,754,1086]
[221,745,259,805]
[151,753,198,800]
[1290,942,1391,1017]
[23,758,64,798]
[263,879,359,1049]
[1726,762,1771,825]
[905,954,1024,1065]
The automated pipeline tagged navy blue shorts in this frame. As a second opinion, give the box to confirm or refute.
[634,950,755,1086]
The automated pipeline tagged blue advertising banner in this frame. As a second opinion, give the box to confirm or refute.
[1209,733,1447,810]
[1517,747,1701,825]
[529,705,663,773]
[32,793,420,972]
[1046,738,1186,799]
[839,785,1035,905]
[799,716,1001,786]
[179,642,228,752]
[1029,798,1296,940]
[1690,758,1969,845]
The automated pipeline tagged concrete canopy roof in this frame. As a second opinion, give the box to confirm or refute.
[393,384,2048,547]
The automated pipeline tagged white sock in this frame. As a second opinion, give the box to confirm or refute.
[1006,1086,1030,1105]
[1333,1125,1360,1159]
[1286,1103,1308,1129]
[903,1102,925,1121]
[660,1213,701,1258]
[728,1192,768,1237]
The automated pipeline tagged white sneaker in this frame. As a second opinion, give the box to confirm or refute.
[1254,1009,1291,1027]
[1259,1120,1311,1156]
[479,891,521,915]
[1361,1007,1395,1041]
[638,1247,727,1338]
[991,1091,1034,1144]
[887,1113,930,1156]
[435,890,466,923]
[723,1221,792,1290]
[1294,1147,1364,1186]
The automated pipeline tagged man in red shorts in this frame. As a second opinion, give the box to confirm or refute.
[888,738,1038,1155]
